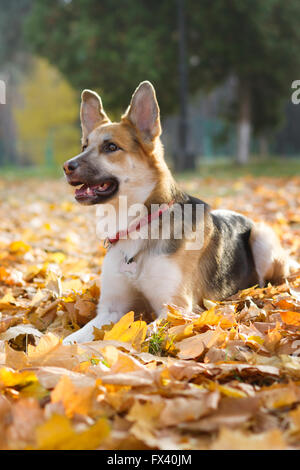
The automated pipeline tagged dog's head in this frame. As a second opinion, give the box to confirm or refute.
[64,81,164,207]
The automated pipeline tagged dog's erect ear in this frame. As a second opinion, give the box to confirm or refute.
[80,90,110,140]
[124,81,161,141]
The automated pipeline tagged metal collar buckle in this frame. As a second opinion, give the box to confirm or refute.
[103,237,111,250]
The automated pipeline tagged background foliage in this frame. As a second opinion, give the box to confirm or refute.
[14,59,79,165]
[1,0,300,167]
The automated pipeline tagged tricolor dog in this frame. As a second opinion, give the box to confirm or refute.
[63,81,297,344]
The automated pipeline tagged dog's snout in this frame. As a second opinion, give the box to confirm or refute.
[63,159,79,174]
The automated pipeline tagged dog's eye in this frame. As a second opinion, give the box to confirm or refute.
[82,141,88,151]
[103,142,119,153]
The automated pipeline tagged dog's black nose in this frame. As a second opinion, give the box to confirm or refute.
[63,159,79,174]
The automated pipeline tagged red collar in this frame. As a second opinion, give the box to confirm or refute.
[104,200,174,248]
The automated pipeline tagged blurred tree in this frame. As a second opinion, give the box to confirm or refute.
[0,0,33,164]
[26,0,178,115]
[14,58,79,165]
[189,0,300,164]
[177,0,194,170]
[26,0,300,167]
[26,0,196,169]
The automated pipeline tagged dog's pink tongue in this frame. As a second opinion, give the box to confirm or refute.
[75,184,91,197]
[75,183,110,197]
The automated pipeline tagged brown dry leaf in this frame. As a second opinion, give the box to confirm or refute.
[289,405,300,432]
[0,324,43,342]
[259,383,300,409]
[127,400,164,446]
[4,343,29,370]
[6,398,44,448]
[168,323,194,342]
[159,392,219,426]
[51,375,95,417]
[27,335,82,369]
[176,330,218,359]
[34,366,95,389]
[211,428,286,450]
[74,298,96,323]
[179,396,260,432]
[0,177,299,450]
[27,332,60,361]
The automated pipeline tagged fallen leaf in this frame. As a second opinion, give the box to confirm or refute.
[104,312,147,348]
[0,325,43,342]
[51,375,95,417]
[35,414,110,450]
[211,428,286,450]
[176,330,217,359]
[193,307,235,329]
[280,310,300,326]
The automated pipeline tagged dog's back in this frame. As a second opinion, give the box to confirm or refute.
[199,208,297,302]
[199,209,258,301]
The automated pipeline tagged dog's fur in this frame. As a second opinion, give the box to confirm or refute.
[63,81,298,344]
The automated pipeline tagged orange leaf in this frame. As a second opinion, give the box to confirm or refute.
[193,307,235,329]
[51,375,95,418]
[280,311,300,326]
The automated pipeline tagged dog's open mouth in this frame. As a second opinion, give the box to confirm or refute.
[73,178,119,204]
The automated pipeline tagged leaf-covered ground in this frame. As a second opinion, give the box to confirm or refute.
[0,175,300,450]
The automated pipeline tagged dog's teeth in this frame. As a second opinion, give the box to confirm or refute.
[86,187,93,195]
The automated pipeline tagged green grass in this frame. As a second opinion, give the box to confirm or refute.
[176,157,300,181]
[0,157,299,181]
[0,165,62,180]
[148,331,165,356]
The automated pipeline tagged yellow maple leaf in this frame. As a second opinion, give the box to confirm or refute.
[0,368,38,389]
[247,335,264,346]
[47,252,66,264]
[35,414,109,450]
[9,240,31,255]
[193,307,235,329]
[207,380,247,398]
[104,311,147,348]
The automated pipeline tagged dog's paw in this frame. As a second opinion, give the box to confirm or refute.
[62,334,78,345]
[62,312,125,345]
[62,327,94,345]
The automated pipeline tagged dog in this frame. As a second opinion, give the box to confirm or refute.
[63,81,298,344]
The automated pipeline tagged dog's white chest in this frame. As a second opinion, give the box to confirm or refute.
[119,257,137,276]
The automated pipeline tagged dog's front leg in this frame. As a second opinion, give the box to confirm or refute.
[62,306,125,345]
[63,249,136,344]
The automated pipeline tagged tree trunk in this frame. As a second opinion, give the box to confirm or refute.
[258,135,268,157]
[176,0,195,171]
[236,81,251,165]
[0,76,19,165]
